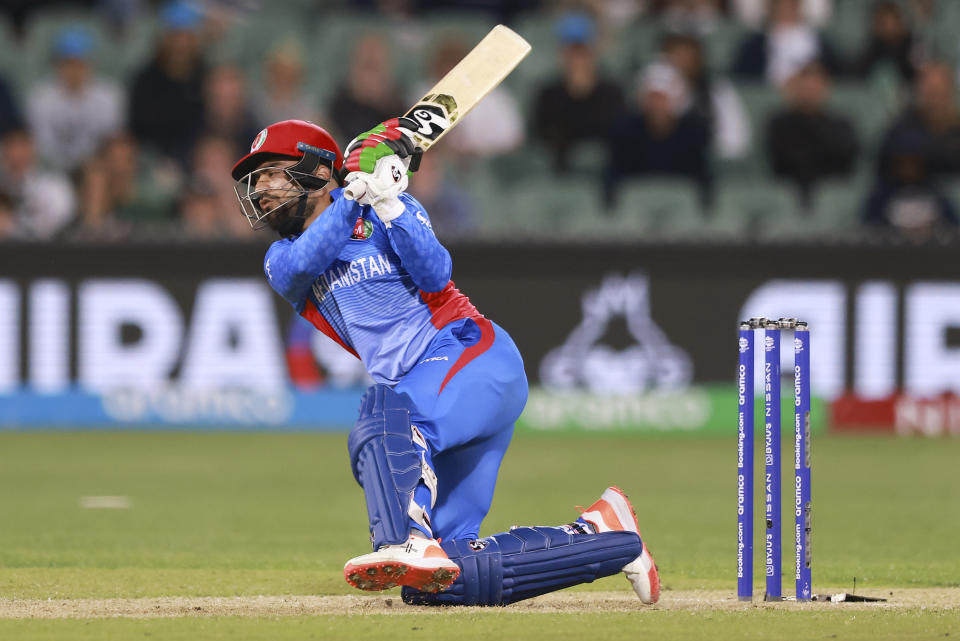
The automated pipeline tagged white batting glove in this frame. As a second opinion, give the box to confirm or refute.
[343,155,409,226]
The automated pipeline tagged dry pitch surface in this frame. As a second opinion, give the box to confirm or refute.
[2,588,957,619]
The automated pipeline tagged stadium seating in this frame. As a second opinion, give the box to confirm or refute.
[828,81,898,155]
[20,7,161,83]
[612,179,705,237]
[498,177,602,238]
[701,20,747,74]
[822,0,872,58]
[0,15,18,90]
[710,181,804,239]
[810,178,867,234]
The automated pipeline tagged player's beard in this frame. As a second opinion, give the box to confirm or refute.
[265,199,308,237]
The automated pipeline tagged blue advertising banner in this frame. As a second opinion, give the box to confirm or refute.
[1,387,364,430]
[2,241,960,430]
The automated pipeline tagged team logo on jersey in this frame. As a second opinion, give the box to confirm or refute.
[350,217,374,240]
[250,128,268,152]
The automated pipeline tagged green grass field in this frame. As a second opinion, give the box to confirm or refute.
[1,431,958,639]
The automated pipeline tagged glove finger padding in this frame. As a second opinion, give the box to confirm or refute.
[388,117,423,172]
[344,118,420,174]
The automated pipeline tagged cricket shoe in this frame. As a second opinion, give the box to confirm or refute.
[579,486,660,604]
[343,535,460,593]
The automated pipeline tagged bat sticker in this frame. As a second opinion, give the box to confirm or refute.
[405,94,459,143]
[407,104,451,140]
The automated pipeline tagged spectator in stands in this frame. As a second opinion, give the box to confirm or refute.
[864,61,960,236]
[27,26,125,174]
[0,73,22,138]
[766,61,858,205]
[97,0,151,37]
[415,36,524,159]
[862,155,957,238]
[603,62,711,205]
[407,151,478,238]
[661,32,751,159]
[731,0,842,85]
[202,64,260,154]
[328,34,406,143]
[0,190,14,239]
[77,132,177,236]
[191,134,254,238]
[853,1,919,83]
[645,0,728,36]
[179,178,224,239]
[252,40,321,126]
[533,13,625,173]
[129,1,207,166]
[0,127,75,239]
[877,61,960,182]
[733,0,831,28]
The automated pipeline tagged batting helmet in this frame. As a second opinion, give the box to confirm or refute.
[231,119,343,180]
[232,120,344,231]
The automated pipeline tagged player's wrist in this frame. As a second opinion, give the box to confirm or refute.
[372,196,406,226]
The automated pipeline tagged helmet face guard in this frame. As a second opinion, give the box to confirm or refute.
[234,142,339,230]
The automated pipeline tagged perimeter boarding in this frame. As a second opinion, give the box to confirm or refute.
[737,318,812,602]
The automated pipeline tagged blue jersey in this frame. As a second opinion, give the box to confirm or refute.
[264,188,480,384]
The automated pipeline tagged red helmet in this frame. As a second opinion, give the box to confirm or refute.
[231,119,343,181]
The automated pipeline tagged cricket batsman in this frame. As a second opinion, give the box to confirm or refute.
[231,118,660,605]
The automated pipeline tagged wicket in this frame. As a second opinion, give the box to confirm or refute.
[737,317,812,601]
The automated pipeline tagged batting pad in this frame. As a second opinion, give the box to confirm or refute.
[401,526,643,606]
[348,384,437,549]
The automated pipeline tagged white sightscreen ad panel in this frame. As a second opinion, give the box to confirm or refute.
[29,280,69,392]
[0,280,17,391]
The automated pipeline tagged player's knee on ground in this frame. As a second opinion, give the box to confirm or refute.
[348,384,438,548]
[401,526,642,606]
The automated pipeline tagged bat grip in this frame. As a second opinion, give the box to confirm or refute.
[342,179,366,202]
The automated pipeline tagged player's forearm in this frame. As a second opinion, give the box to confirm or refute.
[289,196,358,272]
[266,197,358,303]
[385,200,452,293]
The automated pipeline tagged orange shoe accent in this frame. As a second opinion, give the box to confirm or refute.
[583,497,625,532]
[648,562,661,604]
[423,544,448,559]
[343,560,459,593]
[596,500,625,531]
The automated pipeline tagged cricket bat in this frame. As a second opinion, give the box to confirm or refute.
[401,24,531,151]
[343,25,531,197]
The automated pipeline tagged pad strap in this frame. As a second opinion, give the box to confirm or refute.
[347,385,437,548]
[401,526,643,606]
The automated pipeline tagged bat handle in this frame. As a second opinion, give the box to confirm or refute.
[342,179,366,202]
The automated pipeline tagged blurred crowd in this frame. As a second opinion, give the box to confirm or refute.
[0,0,959,242]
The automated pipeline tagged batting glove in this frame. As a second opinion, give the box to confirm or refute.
[342,118,422,225]
[342,117,422,175]
[343,155,408,225]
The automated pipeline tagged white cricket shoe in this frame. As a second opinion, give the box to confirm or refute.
[579,486,661,604]
[343,535,460,593]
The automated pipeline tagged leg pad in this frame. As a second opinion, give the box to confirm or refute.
[401,526,642,606]
[348,385,437,548]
